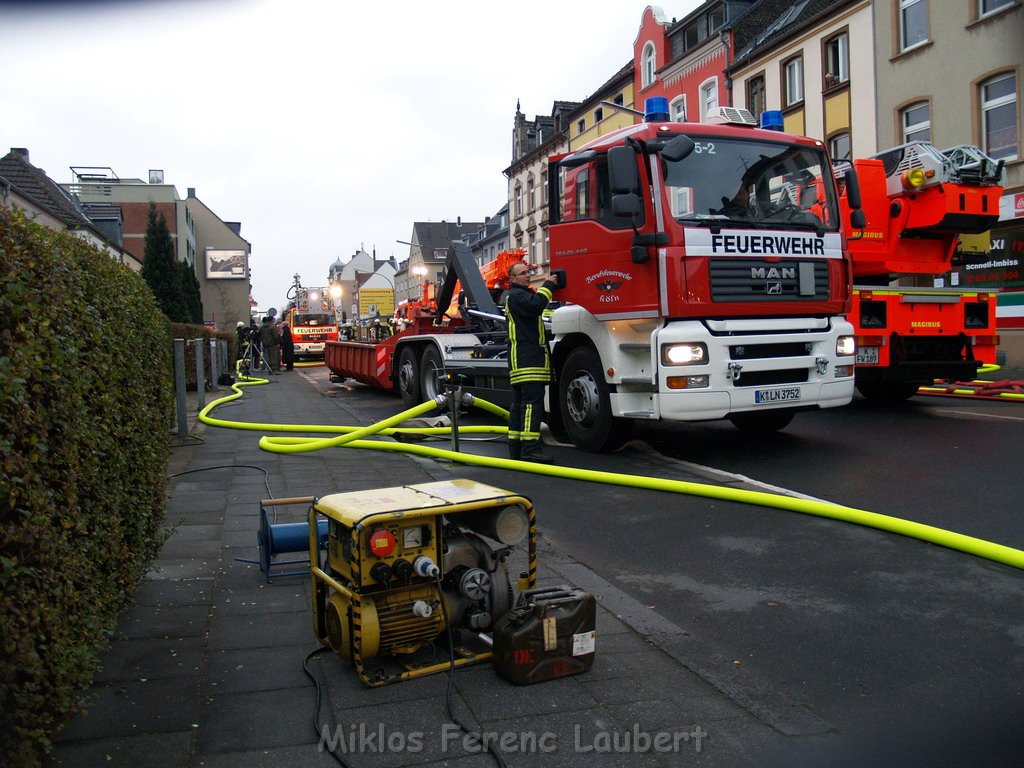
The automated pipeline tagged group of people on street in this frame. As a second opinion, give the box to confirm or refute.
[237,316,294,373]
[232,261,558,463]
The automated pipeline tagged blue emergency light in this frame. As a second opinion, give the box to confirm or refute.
[760,110,784,131]
[644,97,670,122]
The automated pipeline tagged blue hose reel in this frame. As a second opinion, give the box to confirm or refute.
[252,497,328,583]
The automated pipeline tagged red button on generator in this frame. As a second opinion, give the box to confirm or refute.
[368,529,396,557]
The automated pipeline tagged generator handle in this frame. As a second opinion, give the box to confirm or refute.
[261,496,316,506]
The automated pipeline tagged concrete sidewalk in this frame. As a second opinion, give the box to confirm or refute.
[48,367,827,768]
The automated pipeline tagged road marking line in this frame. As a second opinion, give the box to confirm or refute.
[629,443,834,504]
[925,408,1024,422]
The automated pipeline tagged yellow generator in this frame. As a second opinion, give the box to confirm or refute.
[309,479,536,686]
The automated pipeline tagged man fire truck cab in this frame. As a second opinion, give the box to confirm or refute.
[286,279,340,360]
[544,102,861,450]
[325,104,864,453]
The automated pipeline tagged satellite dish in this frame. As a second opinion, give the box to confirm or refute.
[267,307,278,318]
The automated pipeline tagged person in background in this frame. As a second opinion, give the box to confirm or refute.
[504,262,557,463]
[259,315,281,373]
[235,321,248,360]
[280,323,295,371]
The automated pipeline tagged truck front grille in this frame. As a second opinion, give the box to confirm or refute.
[710,259,828,302]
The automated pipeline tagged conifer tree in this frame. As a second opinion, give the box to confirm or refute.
[141,202,188,321]
[177,260,204,324]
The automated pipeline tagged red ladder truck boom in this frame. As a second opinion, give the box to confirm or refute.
[839,141,1003,400]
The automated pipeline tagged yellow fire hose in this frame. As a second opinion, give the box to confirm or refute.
[917,364,1024,401]
[201,371,1024,571]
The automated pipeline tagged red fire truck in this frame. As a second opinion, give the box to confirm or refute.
[287,283,340,360]
[326,104,863,451]
[839,142,1004,401]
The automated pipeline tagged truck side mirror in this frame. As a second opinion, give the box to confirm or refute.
[844,166,863,210]
[661,135,695,162]
[612,194,643,218]
[608,145,639,194]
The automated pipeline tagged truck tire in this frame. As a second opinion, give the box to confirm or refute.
[559,347,633,453]
[420,346,444,403]
[728,410,795,433]
[856,381,921,403]
[397,346,421,408]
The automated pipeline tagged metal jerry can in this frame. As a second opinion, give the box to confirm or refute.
[491,585,596,685]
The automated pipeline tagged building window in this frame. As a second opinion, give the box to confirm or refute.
[700,78,718,121]
[981,72,1018,161]
[541,168,548,205]
[783,56,804,107]
[900,101,931,143]
[746,75,765,122]
[527,179,535,212]
[670,186,693,218]
[514,184,523,217]
[614,93,624,105]
[682,23,699,50]
[670,95,687,122]
[980,0,1013,17]
[824,32,849,88]
[642,43,656,87]
[829,132,851,161]
[577,118,586,134]
[709,5,726,32]
[595,107,604,123]
[899,0,928,52]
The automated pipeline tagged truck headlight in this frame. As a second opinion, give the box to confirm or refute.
[661,342,708,366]
[836,335,855,357]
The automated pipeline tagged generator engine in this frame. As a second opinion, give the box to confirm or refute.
[309,480,535,685]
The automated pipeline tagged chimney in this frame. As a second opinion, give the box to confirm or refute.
[226,222,242,235]
[457,216,462,226]
[187,187,196,197]
[12,148,29,161]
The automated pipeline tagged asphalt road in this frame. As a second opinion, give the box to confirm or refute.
[312,368,1024,755]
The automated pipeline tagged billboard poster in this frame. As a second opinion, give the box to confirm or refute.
[956,228,1024,289]
[205,248,248,279]
[358,288,394,318]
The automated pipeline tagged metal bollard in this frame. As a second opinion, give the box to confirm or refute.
[174,338,187,437]
[208,338,219,393]
[193,338,206,411]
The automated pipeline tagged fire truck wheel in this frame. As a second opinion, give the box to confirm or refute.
[728,410,795,434]
[559,347,633,453]
[397,346,421,408]
[420,346,444,403]
[855,381,921,403]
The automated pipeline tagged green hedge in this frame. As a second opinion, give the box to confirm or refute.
[0,208,172,766]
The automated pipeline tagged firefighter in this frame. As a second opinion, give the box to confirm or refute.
[504,262,556,463]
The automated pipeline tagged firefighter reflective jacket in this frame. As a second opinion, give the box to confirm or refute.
[505,280,554,385]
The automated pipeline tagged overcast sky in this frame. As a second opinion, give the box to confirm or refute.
[4,0,700,313]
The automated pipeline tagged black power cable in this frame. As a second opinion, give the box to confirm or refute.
[433,569,508,768]
[167,464,274,500]
[302,647,352,767]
